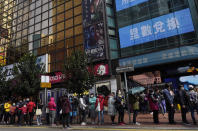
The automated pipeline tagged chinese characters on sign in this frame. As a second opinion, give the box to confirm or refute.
[119,8,195,48]
[116,0,148,11]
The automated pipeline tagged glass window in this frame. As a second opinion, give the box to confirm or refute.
[107,17,115,27]
[106,6,114,16]
[111,51,118,59]
[109,39,118,50]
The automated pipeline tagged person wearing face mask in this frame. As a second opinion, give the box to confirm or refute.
[89,93,96,124]
[108,92,116,125]
[116,90,125,125]
[178,85,190,125]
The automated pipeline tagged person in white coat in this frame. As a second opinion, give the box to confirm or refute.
[79,95,87,125]
[108,92,116,125]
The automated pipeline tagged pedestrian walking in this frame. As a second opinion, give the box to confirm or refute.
[108,92,116,125]
[48,97,56,126]
[163,84,175,124]
[61,95,71,129]
[95,94,104,125]
[89,93,96,124]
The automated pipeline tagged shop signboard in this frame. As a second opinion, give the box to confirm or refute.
[119,8,194,48]
[82,0,106,61]
[116,0,148,11]
[49,72,66,84]
[119,43,198,68]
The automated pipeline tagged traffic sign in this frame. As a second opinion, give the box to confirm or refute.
[40,82,51,88]
[116,65,134,73]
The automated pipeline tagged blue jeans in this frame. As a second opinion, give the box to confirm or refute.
[190,105,197,123]
[98,111,104,124]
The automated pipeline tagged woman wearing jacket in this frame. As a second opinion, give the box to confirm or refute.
[148,89,159,124]
[108,92,116,125]
[79,95,87,125]
[132,94,140,125]
[89,93,96,124]
[48,97,56,126]
[95,94,104,125]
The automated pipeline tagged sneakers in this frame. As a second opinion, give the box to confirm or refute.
[81,122,86,126]
[135,122,141,125]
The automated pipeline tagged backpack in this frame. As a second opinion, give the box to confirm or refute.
[189,91,198,106]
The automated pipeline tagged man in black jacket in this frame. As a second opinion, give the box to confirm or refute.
[178,85,190,124]
[163,84,175,124]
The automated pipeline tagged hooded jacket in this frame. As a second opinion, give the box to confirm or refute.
[48,97,56,111]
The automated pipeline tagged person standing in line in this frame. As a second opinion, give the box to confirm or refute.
[16,99,23,126]
[0,102,4,124]
[148,89,159,124]
[48,97,56,126]
[36,100,43,126]
[89,93,96,125]
[4,101,11,125]
[79,95,87,125]
[163,84,175,124]
[132,94,140,125]
[61,95,71,129]
[27,98,36,125]
[9,103,16,124]
[108,92,116,125]
[95,94,104,125]
[188,85,198,125]
[19,104,28,125]
[116,90,125,125]
[178,85,190,124]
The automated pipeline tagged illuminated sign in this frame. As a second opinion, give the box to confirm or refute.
[119,8,194,48]
[116,0,148,11]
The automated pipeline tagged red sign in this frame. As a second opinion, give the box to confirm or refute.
[49,72,66,84]
[94,64,109,76]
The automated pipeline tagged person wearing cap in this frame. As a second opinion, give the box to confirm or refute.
[188,85,198,125]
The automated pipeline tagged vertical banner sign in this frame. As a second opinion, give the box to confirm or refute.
[82,0,106,60]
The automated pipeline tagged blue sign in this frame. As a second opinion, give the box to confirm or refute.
[119,8,195,48]
[119,44,198,68]
[116,0,148,11]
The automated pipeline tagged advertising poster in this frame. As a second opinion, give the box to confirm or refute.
[83,0,104,27]
[82,0,106,60]
[84,22,105,58]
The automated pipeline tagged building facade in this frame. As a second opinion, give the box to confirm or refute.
[0,0,120,100]
[115,0,198,88]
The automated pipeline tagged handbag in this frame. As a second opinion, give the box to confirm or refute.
[36,109,42,115]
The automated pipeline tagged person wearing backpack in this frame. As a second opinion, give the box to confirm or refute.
[188,85,198,125]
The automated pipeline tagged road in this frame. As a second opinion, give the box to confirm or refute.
[0,126,198,131]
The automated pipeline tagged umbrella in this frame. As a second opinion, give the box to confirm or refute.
[128,87,145,95]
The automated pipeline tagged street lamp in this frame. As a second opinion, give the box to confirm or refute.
[116,65,134,124]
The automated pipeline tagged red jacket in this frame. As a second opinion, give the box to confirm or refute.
[19,106,28,115]
[148,95,159,111]
[27,101,36,113]
[95,95,104,111]
[48,97,56,111]
[62,98,71,114]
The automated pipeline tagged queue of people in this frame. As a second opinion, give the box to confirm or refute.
[0,84,198,128]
